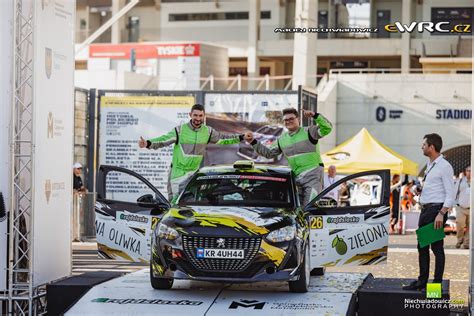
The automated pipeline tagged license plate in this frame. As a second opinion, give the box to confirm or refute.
[196,248,244,259]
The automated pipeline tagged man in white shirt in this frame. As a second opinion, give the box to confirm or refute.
[454,166,471,249]
[403,133,454,291]
[323,165,340,202]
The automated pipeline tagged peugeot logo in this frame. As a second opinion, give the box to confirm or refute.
[216,238,226,248]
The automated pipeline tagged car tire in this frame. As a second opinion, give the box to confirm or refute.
[150,263,173,290]
[288,243,310,293]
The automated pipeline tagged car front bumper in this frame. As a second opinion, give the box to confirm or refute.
[151,235,304,283]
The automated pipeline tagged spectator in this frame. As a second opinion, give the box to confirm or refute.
[389,174,403,233]
[323,165,341,201]
[454,165,471,249]
[73,162,86,193]
[401,180,416,211]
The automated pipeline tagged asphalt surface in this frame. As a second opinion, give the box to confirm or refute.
[72,233,471,312]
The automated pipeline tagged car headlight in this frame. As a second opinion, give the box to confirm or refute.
[266,226,296,243]
[157,223,179,240]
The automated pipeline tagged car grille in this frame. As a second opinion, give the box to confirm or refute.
[182,235,261,272]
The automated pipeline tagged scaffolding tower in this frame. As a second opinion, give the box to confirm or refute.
[2,0,44,314]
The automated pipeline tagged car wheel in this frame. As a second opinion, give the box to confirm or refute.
[150,262,173,290]
[288,243,310,293]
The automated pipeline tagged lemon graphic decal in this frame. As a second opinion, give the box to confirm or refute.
[332,235,348,255]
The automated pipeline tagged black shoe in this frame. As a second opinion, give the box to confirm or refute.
[402,281,425,291]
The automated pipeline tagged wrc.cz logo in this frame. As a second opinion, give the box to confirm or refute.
[229,300,266,310]
[384,22,471,34]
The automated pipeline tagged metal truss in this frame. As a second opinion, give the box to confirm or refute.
[1,0,45,314]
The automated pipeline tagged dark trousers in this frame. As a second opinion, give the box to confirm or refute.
[417,204,447,284]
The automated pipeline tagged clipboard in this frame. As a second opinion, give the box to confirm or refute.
[416,222,446,248]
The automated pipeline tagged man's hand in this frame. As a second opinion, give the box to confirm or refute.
[302,109,315,118]
[244,132,254,143]
[434,213,444,229]
[138,136,147,148]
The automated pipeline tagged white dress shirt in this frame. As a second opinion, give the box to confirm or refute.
[419,155,455,208]
[455,177,470,209]
[323,174,341,201]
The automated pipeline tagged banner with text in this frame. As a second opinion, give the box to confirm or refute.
[99,96,195,198]
[204,92,297,166]
[32,0,75,286]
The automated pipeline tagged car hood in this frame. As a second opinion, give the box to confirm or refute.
[160,206,296,236]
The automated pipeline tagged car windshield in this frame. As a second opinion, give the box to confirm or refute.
[177,174,293,207]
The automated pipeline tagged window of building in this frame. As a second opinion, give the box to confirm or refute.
[128,16,140,42]
[229,67,271,76]
[169,11,271,22]
[80,19,87,30]
[376,10,391,38]
[318,10,328,39]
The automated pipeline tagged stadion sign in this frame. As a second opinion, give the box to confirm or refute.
[89,43,200,59]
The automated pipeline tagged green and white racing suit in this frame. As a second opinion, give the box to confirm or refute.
[251,113,332,206]
[147,121,242,202]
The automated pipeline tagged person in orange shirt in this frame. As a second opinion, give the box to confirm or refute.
[401,180,415,211]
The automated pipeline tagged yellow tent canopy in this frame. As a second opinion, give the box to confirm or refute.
[322,128,419,176]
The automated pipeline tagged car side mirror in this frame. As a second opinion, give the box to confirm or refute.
[315,197,337,208]
[137,194,155,204]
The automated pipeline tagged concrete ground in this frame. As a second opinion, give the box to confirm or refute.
[328,233,470,310]
[72,232,471,312]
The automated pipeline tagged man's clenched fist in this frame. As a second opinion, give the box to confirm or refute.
[244,132,254,143]
[138,136,147,148]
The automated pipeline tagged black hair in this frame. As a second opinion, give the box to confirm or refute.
[423,133,443,153]
[282,108,298,117]
[191,104,205,112]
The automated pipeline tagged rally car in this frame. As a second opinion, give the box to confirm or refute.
[95,162,391,293]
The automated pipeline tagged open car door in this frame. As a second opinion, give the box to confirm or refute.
[305,169,391,268]
[95,165,170,262]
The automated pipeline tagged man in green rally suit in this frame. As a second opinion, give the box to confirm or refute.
[245,108,332,206]
[139,104,245,203]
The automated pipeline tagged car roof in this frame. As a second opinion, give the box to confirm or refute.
[199,163,292,175]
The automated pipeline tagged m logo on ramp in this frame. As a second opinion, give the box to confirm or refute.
[229,300,266,310]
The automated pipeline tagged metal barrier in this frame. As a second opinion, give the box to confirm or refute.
[328,68,468,75]
[72,192,96,241]
[199,74,324,91]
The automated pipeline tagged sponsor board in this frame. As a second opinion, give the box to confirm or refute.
[204,92,297,166]
[99,96,195,198]
[309,211,389,267]
[32,0,75,286]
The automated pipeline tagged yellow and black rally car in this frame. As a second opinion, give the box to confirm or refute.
[95,162,391,293]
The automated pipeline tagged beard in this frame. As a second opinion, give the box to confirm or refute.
[192,120,203,127]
